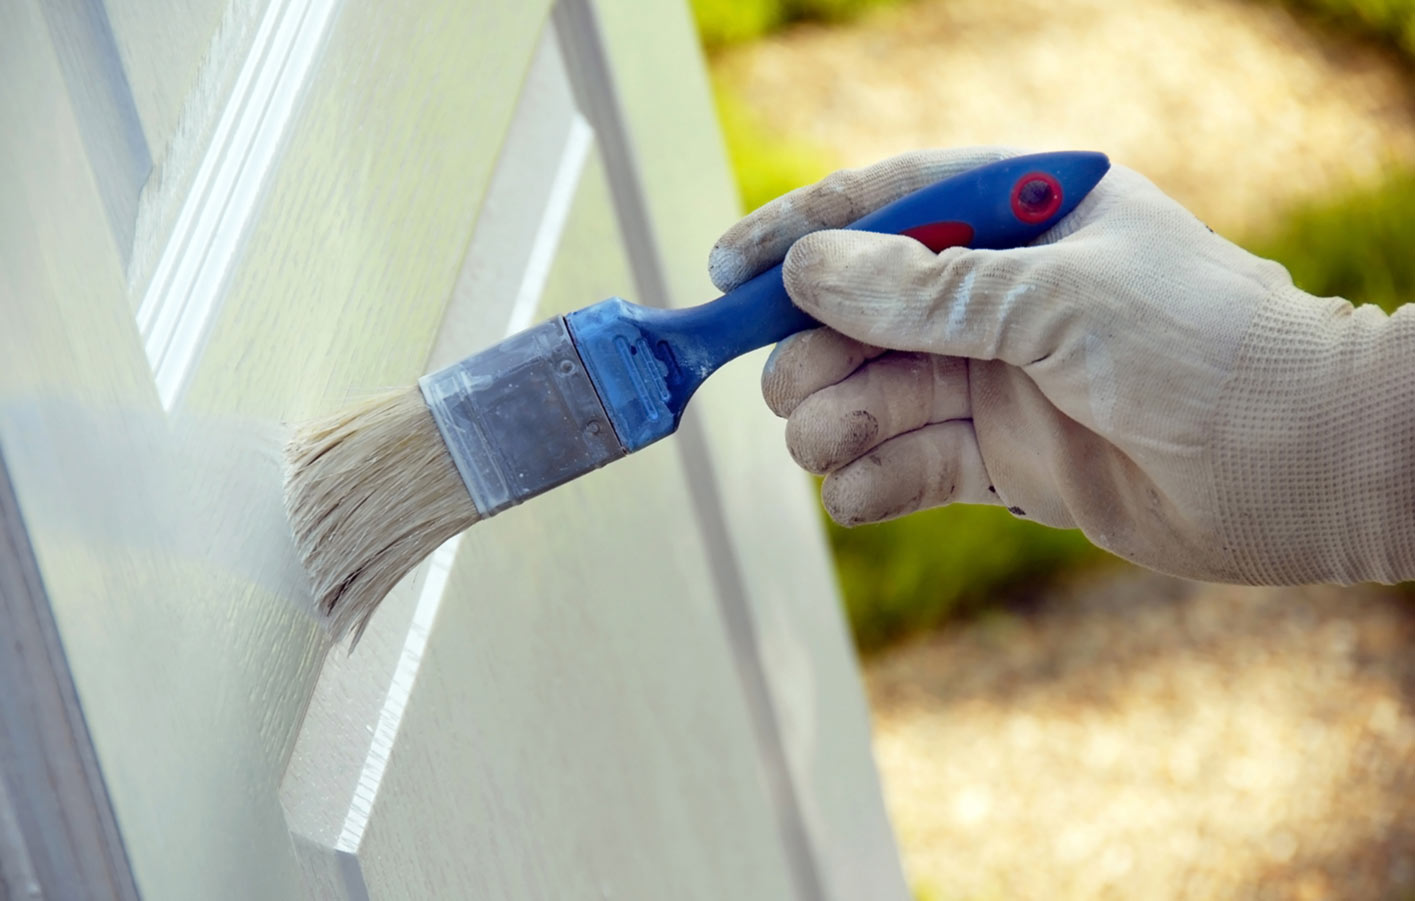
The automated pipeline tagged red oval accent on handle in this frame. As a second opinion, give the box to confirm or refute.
[1011,172,1063,223]
[899,220,976,252]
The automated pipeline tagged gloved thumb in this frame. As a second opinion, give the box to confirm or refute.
[781,230,1058,367]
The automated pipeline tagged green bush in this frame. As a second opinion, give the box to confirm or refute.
[691,0,784,49]
[1270,0,1415,54]
[1244,167,1415,313]
[831,505,1106,652]
[690,0,906,51]
[713,83,837,213]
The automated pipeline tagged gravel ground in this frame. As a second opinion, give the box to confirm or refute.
[712,0,1415,235]
[866,572,1415,899]
[713,1,1415,896]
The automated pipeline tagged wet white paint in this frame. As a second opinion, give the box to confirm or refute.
[0,401,310,606]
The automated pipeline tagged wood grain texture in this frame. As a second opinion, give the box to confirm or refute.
[428,27,591,370]
[105,0,232,158]
[136,0,344,410]
[2,1,552,898]
[0,0,151,402]
[186,0,554,420]
[127,0,270,305]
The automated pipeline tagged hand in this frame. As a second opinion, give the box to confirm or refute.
[710,147,1415,585]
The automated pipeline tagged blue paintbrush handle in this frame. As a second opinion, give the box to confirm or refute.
[567,150,1110,452]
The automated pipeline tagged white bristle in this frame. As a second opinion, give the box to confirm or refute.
[283,388,479,644]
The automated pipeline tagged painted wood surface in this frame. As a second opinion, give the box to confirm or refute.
[0,0,908,898]
[577,2,911,896]
[0,446,139,901]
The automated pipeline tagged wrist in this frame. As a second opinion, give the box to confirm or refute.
[1211,284,1415,583]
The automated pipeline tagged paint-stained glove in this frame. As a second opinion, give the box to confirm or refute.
[709,147,1415,585]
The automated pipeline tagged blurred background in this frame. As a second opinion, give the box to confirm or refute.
[688,0,1415,897]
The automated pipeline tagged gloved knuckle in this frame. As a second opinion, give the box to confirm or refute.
[760,376,798,418]
[930,354,967,382]
[926,458,960,506]
[786,401,881,474]
[814,168,867,221]
[784,416,830,474]
[1253,256,1294,289]
[784,236,852,308]
[835,407,882,461]
[821,471,871,527]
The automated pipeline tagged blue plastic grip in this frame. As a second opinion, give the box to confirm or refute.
[566,150,1110,452]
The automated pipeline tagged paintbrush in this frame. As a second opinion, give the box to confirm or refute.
[284,151,1111,642]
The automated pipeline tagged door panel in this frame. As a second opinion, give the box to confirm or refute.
[279,41,797,898]
[0,0,908,898]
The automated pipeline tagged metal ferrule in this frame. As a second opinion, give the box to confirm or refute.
[418,318,626,517]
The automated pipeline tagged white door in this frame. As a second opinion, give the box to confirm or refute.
[0,1,908,898]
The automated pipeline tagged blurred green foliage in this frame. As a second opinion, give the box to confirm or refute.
[713,83,838,213]
[830,506,1106,652]
[1245,167,1415,313]
[1264,0,1415,309]
[912,882,942,901]
[1255,0,1415,306]
[1272,0,1415,54]
[691,0,905,50]
[691,0,781,48]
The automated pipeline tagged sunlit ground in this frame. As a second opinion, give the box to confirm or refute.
[709,0,1415,896]
[869,573,1415,898]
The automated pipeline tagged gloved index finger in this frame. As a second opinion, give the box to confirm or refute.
[707,146,1022,294]
[761,327,886,417]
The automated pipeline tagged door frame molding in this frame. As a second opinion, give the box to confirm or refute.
[0,444,141,901]
[551,3,829,898]
[134,0,340,412]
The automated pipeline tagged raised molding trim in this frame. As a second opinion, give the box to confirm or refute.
[551,3,829,899]
[39,0,151,264]
[427,24,593,373]
[0,444,141,901]
[135,0,340,411]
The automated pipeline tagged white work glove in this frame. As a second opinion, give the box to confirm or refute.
[710,147,1415,585]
